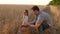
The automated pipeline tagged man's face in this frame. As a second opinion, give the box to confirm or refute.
[32,10,38,15]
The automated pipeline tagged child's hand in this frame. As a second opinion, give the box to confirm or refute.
[24,23,30,26]
[21,23,30,27]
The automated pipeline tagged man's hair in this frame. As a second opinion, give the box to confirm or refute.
[31,6,39,11]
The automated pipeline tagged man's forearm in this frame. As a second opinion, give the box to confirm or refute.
[29,24,40,29]
[29,25,38,29]
[30,25,35,28]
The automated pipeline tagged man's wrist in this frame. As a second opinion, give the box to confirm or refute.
[29,25,34,28]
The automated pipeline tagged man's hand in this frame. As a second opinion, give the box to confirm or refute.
[29,23,40,29]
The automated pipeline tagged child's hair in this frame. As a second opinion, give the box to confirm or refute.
[24,9,28,15]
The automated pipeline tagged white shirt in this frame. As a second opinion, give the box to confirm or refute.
[22,15,28,25]
[24,16,28,23]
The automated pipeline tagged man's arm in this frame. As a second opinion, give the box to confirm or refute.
[29,15,44,29]
[29,23,40,29]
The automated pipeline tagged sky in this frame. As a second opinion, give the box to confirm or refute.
[0,0,52,5]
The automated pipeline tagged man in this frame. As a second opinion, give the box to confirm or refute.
[27,6,53,34]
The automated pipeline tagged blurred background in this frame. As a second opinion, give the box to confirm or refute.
[0,0,60,34]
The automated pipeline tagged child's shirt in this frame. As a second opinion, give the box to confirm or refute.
[22,15,28,25]
[24,16,28,23]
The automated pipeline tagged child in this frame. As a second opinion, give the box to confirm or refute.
[22,10,29,27]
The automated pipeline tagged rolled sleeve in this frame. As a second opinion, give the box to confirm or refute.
[36,15,44,24]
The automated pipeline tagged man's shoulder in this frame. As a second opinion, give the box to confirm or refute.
[39,11,46,15]
[40,11,50,17]
[40,11,47,14]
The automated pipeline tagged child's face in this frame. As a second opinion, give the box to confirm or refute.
[24,12,27,16]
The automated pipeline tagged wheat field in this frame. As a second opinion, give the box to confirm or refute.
[0,5,60,34]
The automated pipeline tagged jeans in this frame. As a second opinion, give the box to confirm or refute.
[38,25,43,34]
